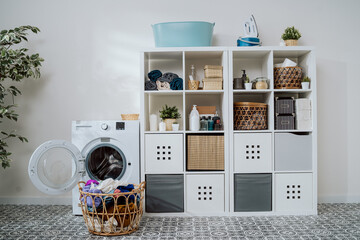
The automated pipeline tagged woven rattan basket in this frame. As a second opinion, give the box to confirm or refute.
[121,114,139,120]
[204,65,223,78]
[234,102,268,130]
[188,80,200,90]
[187,134,224,170]
[202,78,223,90]
[274,66,302,89]
[78,181,145,236]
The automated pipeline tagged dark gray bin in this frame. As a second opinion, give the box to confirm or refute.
[275,97,295,115]
[234,173,272,212]
[145,174,184,213]
[275,114,295,130]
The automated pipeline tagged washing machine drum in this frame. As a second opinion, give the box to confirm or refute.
[86,145,126,181]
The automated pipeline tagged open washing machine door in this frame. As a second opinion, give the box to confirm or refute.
[28,140,84,195]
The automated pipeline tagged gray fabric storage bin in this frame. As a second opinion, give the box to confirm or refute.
[145,174,184,213]
[275,114,295,130]
[275,97,295,115]
[275,133,312,171]
[234,173,272,212]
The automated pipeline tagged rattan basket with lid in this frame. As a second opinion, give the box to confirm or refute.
[233,102,268,130]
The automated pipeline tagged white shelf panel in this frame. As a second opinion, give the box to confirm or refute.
[144,90,183,95]
[233,130,271,133]
[233,89,272,93]
[185,130,224,134]
[274,89,312,93]
[274,130,312,133]
[185,90,224,94]
[145,131,184,134]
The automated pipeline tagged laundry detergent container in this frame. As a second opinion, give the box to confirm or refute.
[152,21,215,47]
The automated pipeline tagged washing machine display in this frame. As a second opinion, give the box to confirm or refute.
[28,120,140,214]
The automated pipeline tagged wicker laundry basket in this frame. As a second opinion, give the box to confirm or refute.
[234,102,268,130]
[121,114,139,120]
[274,66,302,89]
[78,181,145,236]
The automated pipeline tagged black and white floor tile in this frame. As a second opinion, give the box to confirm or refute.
[1,204,360,239]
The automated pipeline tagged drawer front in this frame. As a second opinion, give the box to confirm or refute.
[234,173,272,212]
[186,174,224,213]
[145,134,183,173]
[234,133,272,172]
[145,174,184,213]
[275,173,313,212]
[275,133,312,171]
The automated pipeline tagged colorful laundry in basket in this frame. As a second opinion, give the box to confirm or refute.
[81,184,102,208]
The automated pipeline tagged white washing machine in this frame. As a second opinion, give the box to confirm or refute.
[28,120,140,215]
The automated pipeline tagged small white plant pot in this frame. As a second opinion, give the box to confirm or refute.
[301,82,310,90]
[159,121,166,132]
[245,83,252,90]
[172,124,179,131]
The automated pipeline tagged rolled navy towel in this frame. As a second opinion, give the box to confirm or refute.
[145,80,157,90]
[148,70,162,82]
[170,77,183,90]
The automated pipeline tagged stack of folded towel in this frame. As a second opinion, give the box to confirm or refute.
[145,70,183,91]
[295,99,312,130]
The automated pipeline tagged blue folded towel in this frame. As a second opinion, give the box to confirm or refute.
[170,77,183,90]
[148,70,162,82]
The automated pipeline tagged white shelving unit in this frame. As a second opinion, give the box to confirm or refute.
[140,46,317,216]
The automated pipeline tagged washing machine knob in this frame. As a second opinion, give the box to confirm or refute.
[101,123,108,130]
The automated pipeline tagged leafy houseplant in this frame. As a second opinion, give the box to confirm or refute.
[282,26,301,46]
[159,105,181,131]
[0,26,44,168]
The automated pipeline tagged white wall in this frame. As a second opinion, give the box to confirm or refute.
[0,0,359,204]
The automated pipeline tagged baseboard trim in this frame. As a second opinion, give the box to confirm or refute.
[0,197,72,205]
[318,195,360,203]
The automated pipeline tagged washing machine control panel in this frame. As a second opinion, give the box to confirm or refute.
[116,122,125,130]
[101,123,108,130]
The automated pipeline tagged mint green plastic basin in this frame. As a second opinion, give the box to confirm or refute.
[152,21,215,47]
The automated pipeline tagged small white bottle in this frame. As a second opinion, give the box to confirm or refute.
[189,105,200,131]
[159,120,166,132]
[150,114,158,131]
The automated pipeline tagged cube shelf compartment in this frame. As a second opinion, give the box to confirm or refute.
[141,47,317,216]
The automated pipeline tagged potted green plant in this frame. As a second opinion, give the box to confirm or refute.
[302,76,310,89]
[282,26,301,46]
[244,77,252,90]
[159,104,181,131]
[0,26,44,169]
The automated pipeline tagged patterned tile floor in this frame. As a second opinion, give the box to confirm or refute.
[0,204,360,239]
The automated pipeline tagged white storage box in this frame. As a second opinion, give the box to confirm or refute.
[275,133,312,171]
[295,99,311,110]
[275,173,313,212]
[234,133,272,172]
[186,174,224,213]
[145,134,183,173]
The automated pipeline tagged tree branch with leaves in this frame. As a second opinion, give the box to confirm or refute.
[0,25,44,169]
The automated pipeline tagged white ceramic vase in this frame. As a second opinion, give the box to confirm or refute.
[301,82,310,90]
[245,83,252,90]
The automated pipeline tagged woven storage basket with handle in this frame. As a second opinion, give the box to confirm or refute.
[274,66,302,89]
[187,134,224,170]
[78,181,145,236]
[234,102,268,130]
[121,114,139,120]
[204,65,223,78]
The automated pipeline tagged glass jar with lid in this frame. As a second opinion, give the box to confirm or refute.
[255,77,269,89]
